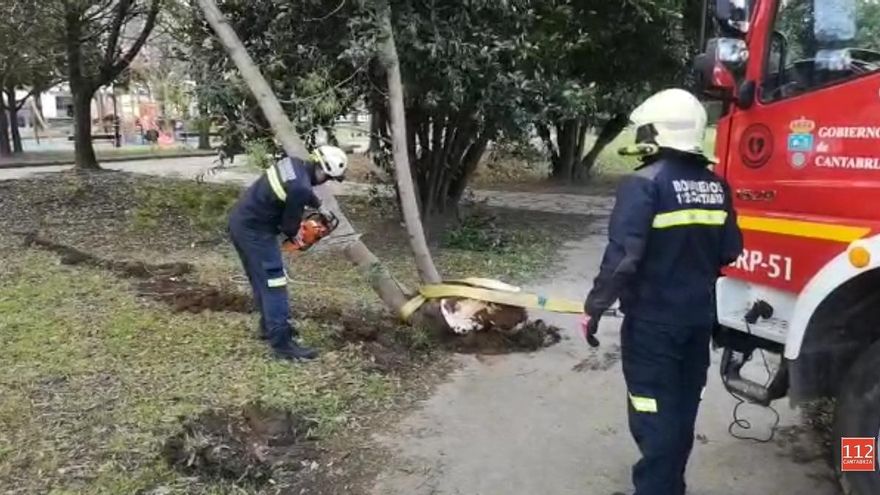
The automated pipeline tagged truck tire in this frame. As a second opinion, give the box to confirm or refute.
[833,340,880,495]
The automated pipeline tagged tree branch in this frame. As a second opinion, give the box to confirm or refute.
[304,0,346,22]
[101,0,162,87]
[13,89,37,111]
[103,0,133,70]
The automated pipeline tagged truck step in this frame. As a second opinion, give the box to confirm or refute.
[720,347,789,406]
[718,309,789,342]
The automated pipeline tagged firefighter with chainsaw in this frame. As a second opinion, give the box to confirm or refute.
[228,145,347,361]
[581,89,743,495]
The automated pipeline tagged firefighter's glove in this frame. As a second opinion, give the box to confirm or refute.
[580,313,600,348]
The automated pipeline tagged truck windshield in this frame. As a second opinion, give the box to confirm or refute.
[761,0,880,102]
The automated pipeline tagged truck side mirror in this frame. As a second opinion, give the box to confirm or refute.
[695,38,749,100]
[715,0,751,34]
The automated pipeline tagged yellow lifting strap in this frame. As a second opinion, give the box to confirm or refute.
[398,277,584,322]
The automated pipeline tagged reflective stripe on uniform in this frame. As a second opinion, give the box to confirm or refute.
[310,151,324,167]
[266,165,287,202]
[629,393,658,413]
[267,276,287,288]
[652,209,728,229]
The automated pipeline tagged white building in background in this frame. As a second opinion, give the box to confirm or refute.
[13,82,171,137]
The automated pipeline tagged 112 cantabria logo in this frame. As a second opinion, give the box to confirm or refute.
[841,437,876,472]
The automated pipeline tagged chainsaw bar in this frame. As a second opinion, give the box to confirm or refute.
[302,232,362,253]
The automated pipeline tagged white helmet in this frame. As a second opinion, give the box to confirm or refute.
[629,88,707,155]
[314,145,348,180]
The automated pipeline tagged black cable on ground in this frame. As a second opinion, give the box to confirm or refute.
[727,390,781,443]
[725,320,782,443]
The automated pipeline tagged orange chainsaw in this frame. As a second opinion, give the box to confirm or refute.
[282,210,339,253]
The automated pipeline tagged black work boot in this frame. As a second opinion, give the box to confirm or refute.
[272,340,319,361]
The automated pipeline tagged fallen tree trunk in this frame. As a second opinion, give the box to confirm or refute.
[196,0,437,323]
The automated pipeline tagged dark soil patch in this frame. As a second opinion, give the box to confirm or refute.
[795,399,837,469]
[306,301,561,358]
[25,235,253,314]
[24,234,193,278]
[137,278,253,314]
[573,344,621,372]
[162,402,319,485]
[438,319,562,354]
[303,304,418,373]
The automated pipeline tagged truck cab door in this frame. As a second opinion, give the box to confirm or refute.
[721,0,880,300]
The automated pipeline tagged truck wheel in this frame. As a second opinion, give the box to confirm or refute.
[833,340,880,495]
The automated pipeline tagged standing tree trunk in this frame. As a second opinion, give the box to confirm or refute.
[63,0,159,170]
[94,89,107,133]
[65,6,99,170]
[31,92,47,145]
[0,96,11,157]
[197,99,211,149]
[376,0,441,285]
[197,0,438,320]
[550,118,585,182]
[73,91,99,169]
[368,109,382,155]
[198,119,211,149]
[405,110,492,216]
[4,87,23,153]
[536,123,558,174]
[579,113,629,179]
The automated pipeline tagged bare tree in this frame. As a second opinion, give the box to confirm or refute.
[59,0,161,169]
[0,0,62,155]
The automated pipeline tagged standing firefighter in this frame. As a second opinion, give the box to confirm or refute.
[228,145,348,361]
[582,89,743,495]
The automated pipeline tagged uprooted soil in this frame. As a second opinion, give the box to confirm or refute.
[307,302,562,358]
[162,403,319,486]
[24,235,254,314]
[437,318,562,354]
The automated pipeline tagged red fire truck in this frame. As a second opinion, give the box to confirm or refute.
[696,0,880,492]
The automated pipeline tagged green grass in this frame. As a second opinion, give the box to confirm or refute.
[0,175,580,493]
[0,250,414,494]
[0,253,432,493]
[131,180,241,235]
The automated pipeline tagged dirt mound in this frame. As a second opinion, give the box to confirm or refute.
[304,300,561,357]
[162,403,318,485]
[137,278,254,314]
[25,235,252,314]
[307,306,417,373]
[437,319,562,354]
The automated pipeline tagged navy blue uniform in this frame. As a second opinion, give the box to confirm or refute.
[228,157,321,349]
[585,150,742,495]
